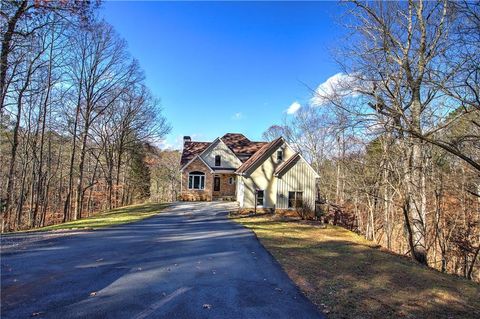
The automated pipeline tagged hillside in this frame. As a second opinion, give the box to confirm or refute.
[233,215,480,319]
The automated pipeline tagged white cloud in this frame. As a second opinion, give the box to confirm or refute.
[232,112,245,120]
[286,101,301,114]
[158,135,184,150]
[310,73,360,106]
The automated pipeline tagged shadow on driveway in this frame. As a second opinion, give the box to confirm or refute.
[1,201,323,319]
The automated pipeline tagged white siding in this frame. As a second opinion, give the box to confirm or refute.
[241,141,296,209]
[276,159,317,211]
[201,139,242,169]
[236,176,245,207]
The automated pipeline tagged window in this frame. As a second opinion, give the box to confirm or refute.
[228,177,235,185]
[276,150,283,162]
[188,171,205,190]
[215,155,221,166]
[256,190,264,206]
[288,191,303,208]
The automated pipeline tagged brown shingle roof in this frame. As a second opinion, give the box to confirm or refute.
[180,133,271,168]
[180,142,211,166]
[235,137,284,175]
[220,133,267,156]
[274,152,300,176]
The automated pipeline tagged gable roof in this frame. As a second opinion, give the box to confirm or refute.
[235,137,284,175]
[220,133,267,158]
[180,141,211,166]
[180,154,214,173]
[180,133,267,168]
[274,152,300,176]
[198,137,243,165]
[274,152,320,178]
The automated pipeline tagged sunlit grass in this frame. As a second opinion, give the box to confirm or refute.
[33,203,169,232]
[233,216,480,319]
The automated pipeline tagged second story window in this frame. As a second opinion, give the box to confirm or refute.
[276,150,283,162]
[215,155,221,166]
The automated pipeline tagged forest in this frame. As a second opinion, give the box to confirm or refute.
[0,1,178,232]
[1,0,478,284]
[264,1,480,282]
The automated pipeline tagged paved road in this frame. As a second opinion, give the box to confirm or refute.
[1,202,323,319]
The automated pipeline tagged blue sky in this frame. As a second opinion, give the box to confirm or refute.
[101,1,346,149]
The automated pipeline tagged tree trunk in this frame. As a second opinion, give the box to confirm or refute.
[0,0,28,113]
[403,97,428,265]
[74,113,91,220]
[63,54,85,222]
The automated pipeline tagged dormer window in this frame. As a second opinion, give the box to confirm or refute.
[276,150,283,162]
[215,155,221,166]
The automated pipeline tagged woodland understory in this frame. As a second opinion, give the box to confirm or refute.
[263,1,480,282]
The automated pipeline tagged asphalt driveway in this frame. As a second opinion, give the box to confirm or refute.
[1,202,323,319]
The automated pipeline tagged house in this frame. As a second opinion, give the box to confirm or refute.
[179,133,319,214]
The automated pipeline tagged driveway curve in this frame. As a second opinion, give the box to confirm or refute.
[1,202,323,319]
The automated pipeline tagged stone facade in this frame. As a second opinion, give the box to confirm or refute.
[212,174,236,199]
[180,164,237,201]
[180,158,213,201]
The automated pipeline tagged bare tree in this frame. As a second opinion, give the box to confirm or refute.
[1,5,171,232]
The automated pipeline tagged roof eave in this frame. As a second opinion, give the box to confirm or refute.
[180,155,214,173]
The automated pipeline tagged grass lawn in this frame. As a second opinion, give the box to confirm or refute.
[232,215,480,319]
[32,203,169,232]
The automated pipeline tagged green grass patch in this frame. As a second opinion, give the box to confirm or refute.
[233,216,480,319]
[33,203,169,232]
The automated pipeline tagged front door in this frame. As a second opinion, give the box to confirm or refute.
[214,176,220,192]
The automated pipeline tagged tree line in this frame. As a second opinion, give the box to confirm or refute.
[0,1,172,232]
[264,1,479,281]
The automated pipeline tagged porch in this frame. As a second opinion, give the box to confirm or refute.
[212,172,237,201]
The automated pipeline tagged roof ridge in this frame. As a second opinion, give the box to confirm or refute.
[235,137,284,175]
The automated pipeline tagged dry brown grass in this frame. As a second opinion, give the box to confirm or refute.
[232,216,480,319]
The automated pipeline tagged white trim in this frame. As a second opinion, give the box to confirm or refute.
[214,169,236,174]
[188,171,206,190]
[278,140,320,178]
[198,137,221,159]
[180,155,214,173]
[218,137,243,163]
[256,189,265,207]
[276,149,284,162]
[287,190,304,209]
[214,155,221,167]
[239,137,285,176]
[186,137,242,170]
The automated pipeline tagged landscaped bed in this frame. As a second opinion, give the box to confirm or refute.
[232,215,480,319]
